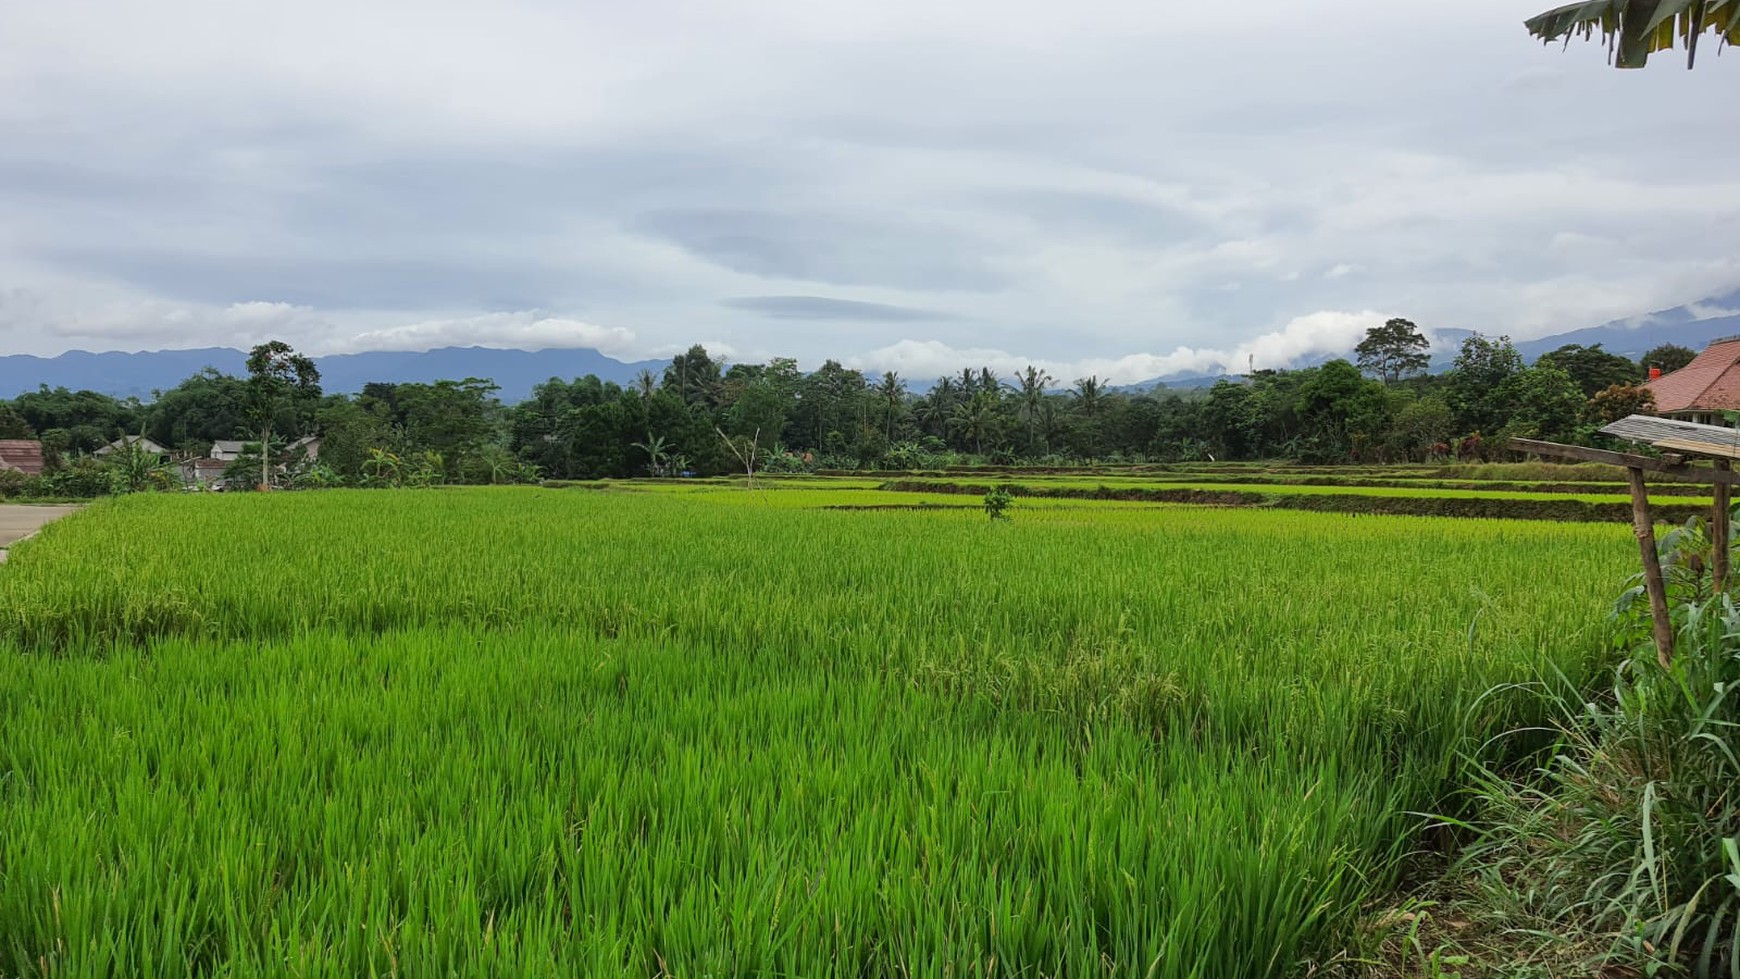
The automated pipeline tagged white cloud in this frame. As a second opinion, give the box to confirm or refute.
[329,314,636,356]
[850,309,1389,384]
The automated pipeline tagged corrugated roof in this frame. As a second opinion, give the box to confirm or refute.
[0,440,45,476]
[1645,337,1740,414]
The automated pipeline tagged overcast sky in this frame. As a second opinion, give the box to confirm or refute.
[2,1,1737,382]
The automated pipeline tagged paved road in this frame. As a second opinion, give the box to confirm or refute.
[0,504,80,561]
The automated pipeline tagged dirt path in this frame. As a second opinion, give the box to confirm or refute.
[0,505,80,563]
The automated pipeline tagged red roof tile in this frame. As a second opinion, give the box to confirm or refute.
[0,440,45,476]
[1644,337,1740,414]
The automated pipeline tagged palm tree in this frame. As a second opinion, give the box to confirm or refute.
[948,392,1000,456]
[1526,0,1739,68]
[1072,375,1105,460]
[916,378,959,441]
[1016,366,1053,455]
[877,372,906,441]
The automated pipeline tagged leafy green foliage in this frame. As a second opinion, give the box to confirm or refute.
[1537,343,1643,398]
[982,484,1014,520]
[0,327,1709,495]
[1447,334,1526,438]
[1586,383,1659,426]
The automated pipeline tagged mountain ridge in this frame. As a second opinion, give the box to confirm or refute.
[0,346,667,403]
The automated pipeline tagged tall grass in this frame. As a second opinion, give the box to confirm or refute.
[0,489,1631,976]
[1447,574,1740,976]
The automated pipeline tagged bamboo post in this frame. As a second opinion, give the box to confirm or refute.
[1626,467,1673,668]
[1715,460,1732,593]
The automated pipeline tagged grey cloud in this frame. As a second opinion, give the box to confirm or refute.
[631,209,1007,292]
[987,189,1206,246]
[722,296,955,322]
[38,247,615,311]
[0,1,1738,365]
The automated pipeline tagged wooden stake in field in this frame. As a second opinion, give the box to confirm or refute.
[1623,466,1673,668]
[716,426,761,489]
[1715,460,1732,592]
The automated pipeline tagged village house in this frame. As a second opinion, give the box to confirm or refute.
[95,435,170,457]
[1643,336,1740,426]
[209,440,248,462]
[193,435,321,489]
[0,439,45,476]
[209,436,321,462]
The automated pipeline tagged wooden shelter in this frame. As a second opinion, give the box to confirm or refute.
[1510,414,1740,667]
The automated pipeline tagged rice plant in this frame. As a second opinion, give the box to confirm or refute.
[0,488,1631,977]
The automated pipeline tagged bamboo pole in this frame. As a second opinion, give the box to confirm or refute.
[1716,460,1732,593]
[1626,467,1673,668]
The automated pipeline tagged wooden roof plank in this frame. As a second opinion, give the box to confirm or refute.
[1507,437,1740,485]
[1600,414,1728,444]
[1651,436,1740,461]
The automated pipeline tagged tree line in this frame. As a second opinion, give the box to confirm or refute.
[0,323,1698,492]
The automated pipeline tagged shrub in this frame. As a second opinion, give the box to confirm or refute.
[42,458,114,498]
[0,468,28,499]
[982,485,1014,521]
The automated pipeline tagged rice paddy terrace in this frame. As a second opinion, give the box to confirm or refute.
[0,466,1640,976]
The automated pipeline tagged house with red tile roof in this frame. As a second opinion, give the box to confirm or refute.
[1643,336,1740,425]
[0,440,45,476]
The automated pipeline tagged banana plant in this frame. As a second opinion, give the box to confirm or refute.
[1527,0,1740,67]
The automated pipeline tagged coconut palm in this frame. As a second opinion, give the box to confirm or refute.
[1015,366,1053,455]
[915,378,959,441]
[1526,0,1739,68]
[877,372,907,441]
[1072,375,1105,459]
[948,391,1001,456]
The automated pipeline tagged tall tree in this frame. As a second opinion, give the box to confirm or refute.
[1498,363,1585,443]
[1446,334,1524,436]
[1015,366,1053,454]
[877,372,907,442]
[244,341,320,491]
[663,345,722,408]
[1072,376,1105,458]
[1526,0,1740,68]
[1641,343,1697,376]
[1535,343,1640,397]
[949,391,1001,455]
[1354,318,1431,384]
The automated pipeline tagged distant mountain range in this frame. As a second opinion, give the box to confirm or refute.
[0,346,666,403]
[6,288,1740,401]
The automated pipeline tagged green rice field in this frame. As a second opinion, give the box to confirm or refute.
[0,484,1635,976]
